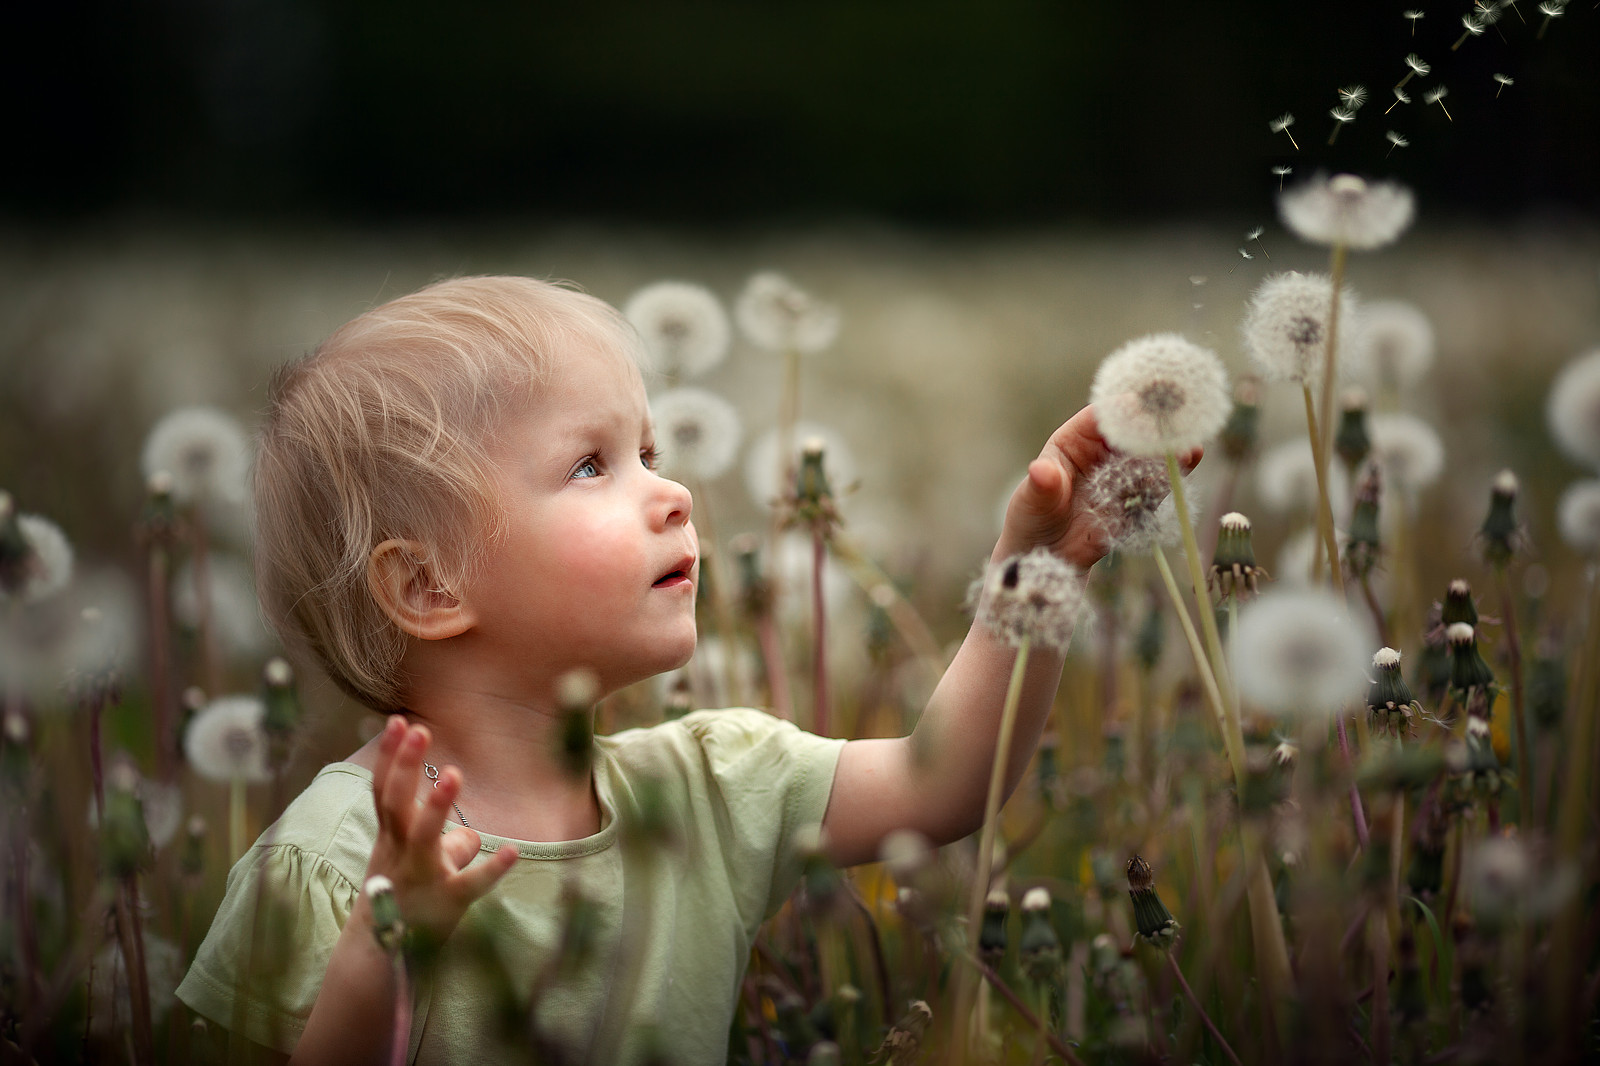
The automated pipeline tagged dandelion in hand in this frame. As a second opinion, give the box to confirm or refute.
[1270,113,1299,150]
[1493,73,1514,97]
[1088,333,1232,457]
[1386,131,1410,156]
[1279,174,1416,250]
[1085,456,1189,556]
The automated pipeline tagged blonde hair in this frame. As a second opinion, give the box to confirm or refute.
[254,276,643,711]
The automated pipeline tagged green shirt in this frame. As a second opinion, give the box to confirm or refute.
[176,708,846,1064]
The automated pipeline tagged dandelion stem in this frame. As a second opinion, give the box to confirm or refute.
[1152,549,1232,771]
[811,526,830,737]
[1369,911,1392,1066]
[691,482,746,706]
[1168,950,1243,1066]
[229,776,247,862]
[113,880,156,1066]
[963,953,1087,1066]
[830,535,947,682]
[145,540,176,778]
[1337,716,1372,848]
[1493,566,1532,822]
[190,509,225,700]
[754,614,793,721]
[1397,71,1417,91]
[1301,387,1344,590]
[389,954,411,1066]
[958,635,1032,1057]
[1316,242,1349,587]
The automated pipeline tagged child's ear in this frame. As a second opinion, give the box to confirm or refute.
[366,539,475,640]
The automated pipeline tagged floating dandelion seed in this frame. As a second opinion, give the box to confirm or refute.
[1405,54,1431,77]
[1327,106,1357,145]
[1546,348,1600,468]
[1241,270,1361,385]
[1474,0,1505,24]
[1247,226,1271,259]
[972,547,1084,653]
[1493,73,1514,97]
[1385,131,1410,156]
[1538,1,1566,39]
[1502,0,1527,22]
[1424,86,1452,121]
[1557,480,1600,555]
[1404,9,1425,33]
[1349,300,1435,390]
[1270,113,1300,150]
[1271,165,1294,189]
[649,387,742,481]
[735,272,840,354]
[1387,87,1412,114]
[1088,333,1232,456]
[1279,174,1416,250]
[1338,85,1369,110]
[1453,14,1485,48]
[1232,587,1375,717]
[624,281,731,379]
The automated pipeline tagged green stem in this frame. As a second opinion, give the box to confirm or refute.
[229,776,247,862]
[1301,387,1344,589]
[1493,566,1531,823]
[1168,950,1243,1066]
[1152,550,1233,777]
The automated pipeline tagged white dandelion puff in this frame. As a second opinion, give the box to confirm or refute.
[650,387,742,481]
[734,272,840,354]
[1088,333,1232,457]
[744,421,858,510]
[2,513,74,604]
[1347,301,1435,390]
[1558,480,1600,554]
[972,547,1084,653]
[1279,174,1416,251]
[624,281,731,379]
[1368,413,1445,498]
[1338,85,1369,110]
[1241,271,1361,386]
[1546,348,1600,468]
[140,406,251,506]
[1270,113,1300,151]
[183,694,271,784]
[1232,587,1375,717]
[1085,456,1194,555]
[1257,438,1352,519]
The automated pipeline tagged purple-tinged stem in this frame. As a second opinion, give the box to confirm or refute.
[1337,715,1371,848]
[1168,950,1243,1066]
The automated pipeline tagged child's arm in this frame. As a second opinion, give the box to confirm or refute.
[820,405,1177,866]
[290,719,517,1065]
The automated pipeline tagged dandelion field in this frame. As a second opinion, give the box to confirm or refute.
[4,10,1600,1062]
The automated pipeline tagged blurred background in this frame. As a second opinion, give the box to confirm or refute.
[3,1,1598,744]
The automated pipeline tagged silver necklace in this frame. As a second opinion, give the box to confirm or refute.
[422,761,470,828]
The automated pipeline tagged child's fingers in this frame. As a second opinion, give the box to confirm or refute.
[370,716,406,811]
[440,825,485,870]
[450,841,519,902]
[407,764,459,852]
[379,724,430,839]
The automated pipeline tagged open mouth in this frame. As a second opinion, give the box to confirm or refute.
[652,560,695,589]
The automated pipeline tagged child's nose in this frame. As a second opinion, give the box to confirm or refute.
[654,474,693,528]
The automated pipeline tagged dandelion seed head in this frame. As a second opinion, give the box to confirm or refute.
[1348,300,1435,389]
[1232,587,1375,717]
[1546,348,1600,468]
[1279,173,1416,251]
[1241,271,1361,386]
[140,406,251,506]
[1085,456,1191,554]
[880,829,933,881]
[1270,113,1296,133]
[173,554,272,659]
[1557,480,1600,554]
[1464,836,1535,921]
[623,281,731,379]
[365,874,395,897]
[1088,333,1232,456]
[264,657,294,687]
[972,547,1083,653]
[183,694,271,784]
[1369,412,1445,496]
[1406,54,1431,75]
[88,935,182,1039]
[4,514,74,604]
[1374,647,1403,668]
[649,387,742,482]
[734,272,840,354]
[1257,438,1352,518]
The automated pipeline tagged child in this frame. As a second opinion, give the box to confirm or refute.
[175,275,1117,1065]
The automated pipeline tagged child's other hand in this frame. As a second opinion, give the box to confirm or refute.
[999,404,1201,570]
[364,717,517,942]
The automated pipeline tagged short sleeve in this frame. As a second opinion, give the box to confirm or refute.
[675,708,846,927]
[176,842,359,1054]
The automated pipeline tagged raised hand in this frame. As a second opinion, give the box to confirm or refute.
[364,717,517,942]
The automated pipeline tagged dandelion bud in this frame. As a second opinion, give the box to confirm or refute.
[1,708,29,789]
[1479,469,1521,568]
[1335,391,1372,470]
[557,669,598,777]
[1209,512,1267,601]
[979,889,1010,966]
[1442,580,1479,627]
[1528,646,1566,732]
[101,767,151,878]
[1368,648,1421,738]
[795,439,833,506]
[1219,378,1261,463]
[1126,854,1180,949]
[1240,744,1290,815]
[260,656,300,743]
[1019,888,1062,982]
[873,1001,933,1066]
[1447,623,1497,697]
[364,875,406,955]
[730,533,772,620]
[181,814,207,878]
[1344,465,1383,578]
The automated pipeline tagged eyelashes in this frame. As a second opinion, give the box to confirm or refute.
[570,446,661,481]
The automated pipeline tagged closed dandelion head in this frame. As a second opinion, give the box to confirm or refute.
[1368,647,1421,737]
[1126,854,1180,948]
[1406,54,1432,76]
[972,547,1083,653]
[650,387,742,482]
[1279,173,1416,251]
[735,271,840,354]
[140,406,251,506]
[624,281,731,379]
[1085,456,1187,555]
[1220,377,1262,463]
[1480,469,1522,567]
[183,694,271,784]
[1232,587,1375,717]
[1338,85,1369,110]
[1557,480,1600,555]
[744,421,857,511]
[1369,413,1445,498]
[1242,271,1361,386]
[1088,333,1231,456]
[1546,348,1600,468]
[1336,389,1372,470]
[1211,512,1268,599]
[1442,578,1480,627]
[1349,300,1435,390]
[0,512,74,604]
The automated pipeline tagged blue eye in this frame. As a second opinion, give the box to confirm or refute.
[572,459,599,479]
